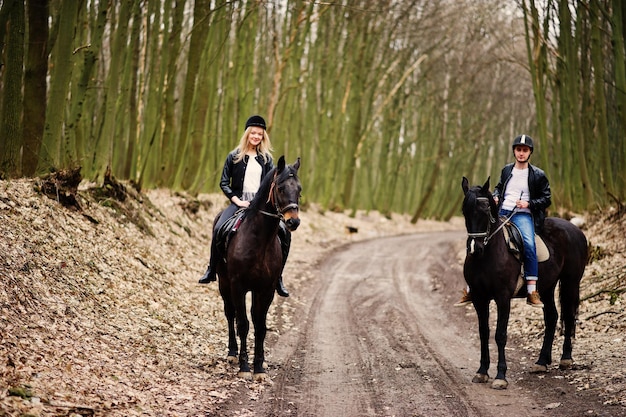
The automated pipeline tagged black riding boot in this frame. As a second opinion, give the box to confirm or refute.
[198,264,216,283]
[277,223,291,297]
[198,242,217,284]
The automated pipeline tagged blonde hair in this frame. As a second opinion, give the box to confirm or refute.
[233,127,273,163]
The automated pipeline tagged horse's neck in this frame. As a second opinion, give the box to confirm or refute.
[245,207,280,240]
[490,219,516,255]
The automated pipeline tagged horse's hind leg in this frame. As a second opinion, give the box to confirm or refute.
[558,278,581,370]
[251,291,274,381]
[222,295,238,363]
[219,277,238,362]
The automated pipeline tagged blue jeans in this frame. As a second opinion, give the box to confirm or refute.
[500,210,538,279]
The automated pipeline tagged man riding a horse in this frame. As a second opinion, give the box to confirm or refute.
[456,134,551,308]
[459,139,587,388]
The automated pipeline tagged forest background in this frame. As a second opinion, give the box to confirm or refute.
[0,0,625,219]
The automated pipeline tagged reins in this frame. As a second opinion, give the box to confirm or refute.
[467,196,517,245]
[485,209,516,244]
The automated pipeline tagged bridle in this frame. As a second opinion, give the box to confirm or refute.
[259,170,299,220]
[466,196,515,246]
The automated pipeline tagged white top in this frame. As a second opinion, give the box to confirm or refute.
[501,167,531,213]
[242,156,262,201]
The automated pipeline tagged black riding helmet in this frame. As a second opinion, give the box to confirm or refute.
[512,134,534,153]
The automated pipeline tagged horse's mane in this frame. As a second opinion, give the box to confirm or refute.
[248,162,298,212]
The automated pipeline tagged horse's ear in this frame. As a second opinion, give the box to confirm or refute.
[293,157,301,171]
[462,177,470,194]
[277,155,286,172]
[482,176,490,192]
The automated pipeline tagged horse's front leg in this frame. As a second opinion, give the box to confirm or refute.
[251,290,275,382]
[472,298,491,384]
[492,298,512,389]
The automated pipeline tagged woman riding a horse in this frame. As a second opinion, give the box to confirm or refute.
[199,115,291,297]
[218,155,302,380]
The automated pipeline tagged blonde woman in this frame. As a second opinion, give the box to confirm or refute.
[199,115,291,297]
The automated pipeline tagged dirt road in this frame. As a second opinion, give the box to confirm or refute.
[221,231,577,417]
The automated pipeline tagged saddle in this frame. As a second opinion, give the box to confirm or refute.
[501,218,549,297]
[214,209,246,258]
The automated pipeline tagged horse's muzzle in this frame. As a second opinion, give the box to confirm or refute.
[467,237,485,256]
[285,216,300,231]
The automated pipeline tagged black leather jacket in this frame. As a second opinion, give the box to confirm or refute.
[219,150,274,200]
[493,163,551,232]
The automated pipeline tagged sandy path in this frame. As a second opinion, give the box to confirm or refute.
[223,232,546,417]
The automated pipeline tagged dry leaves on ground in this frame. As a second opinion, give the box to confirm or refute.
[0,178,624,415]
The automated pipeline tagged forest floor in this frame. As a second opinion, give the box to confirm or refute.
[0,175,624,416]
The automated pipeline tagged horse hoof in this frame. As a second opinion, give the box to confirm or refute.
[530,364,548,373]
[559,359,573,370]
[237,371,253,380]
[253,373,271,383]
[472,373,489,383]
[491,379,509,390]
[226,355,237,364]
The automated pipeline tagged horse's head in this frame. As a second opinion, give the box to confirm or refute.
[461,177,498,256]
[272,156,302,231]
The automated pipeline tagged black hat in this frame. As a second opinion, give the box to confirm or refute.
[245,115,266,130]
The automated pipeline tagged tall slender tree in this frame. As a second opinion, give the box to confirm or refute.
[22,0,49,176]
[39,0,79,174]
[0,0,24,177]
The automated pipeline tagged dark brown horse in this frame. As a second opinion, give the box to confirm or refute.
[216,156,301,381]
[461,177,587,389]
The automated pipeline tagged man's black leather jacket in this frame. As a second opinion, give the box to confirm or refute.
[493,163,551,232]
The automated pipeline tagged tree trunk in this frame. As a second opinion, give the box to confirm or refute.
[64,0,108,176]
[590,0,614,199]
[610,0,626,192]
[90,0,131,182]
[115,0,142,179]
[0,0,24,178]
[22,0,48,176]
[39,0,79,174]
[172,0,211,189]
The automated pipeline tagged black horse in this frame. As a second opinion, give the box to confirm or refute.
[461,177,587,389]
[216,156,301,381]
